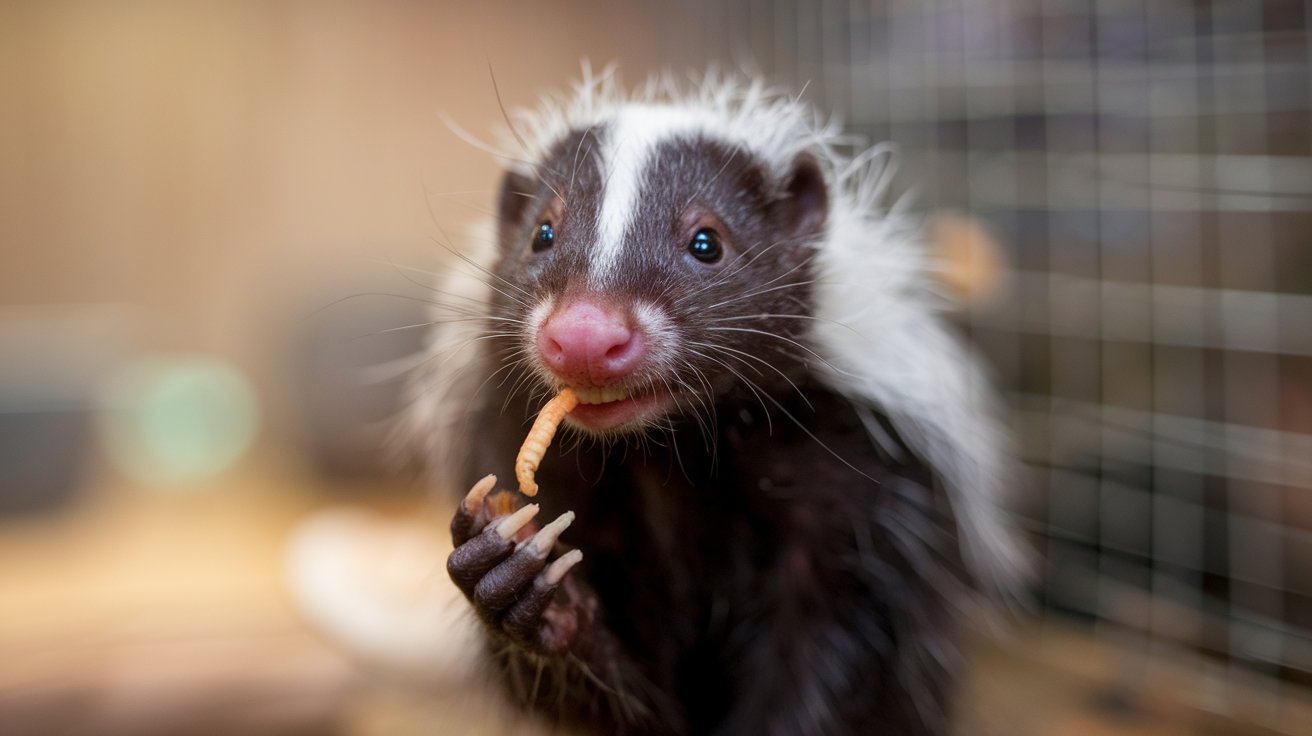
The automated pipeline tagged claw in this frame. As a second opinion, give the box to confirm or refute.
[495,503,540,540]
[452,474,502,545]
[463,474,497,513]
[524,511,575,557]
[543,548,584,585]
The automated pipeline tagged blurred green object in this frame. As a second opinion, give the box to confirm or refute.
[99,357,259,488]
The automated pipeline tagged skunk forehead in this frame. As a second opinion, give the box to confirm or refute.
[588,110,782,283]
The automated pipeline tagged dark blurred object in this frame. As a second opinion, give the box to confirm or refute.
[288,269,430,482]
[0,305,134,515]
[0,409,90,516]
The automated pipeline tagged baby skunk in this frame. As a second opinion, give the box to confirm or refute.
[405,69,1021,736]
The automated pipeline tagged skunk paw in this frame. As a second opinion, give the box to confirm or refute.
[447,475,586,654]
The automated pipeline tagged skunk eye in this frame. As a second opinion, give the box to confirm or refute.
[688,228,722,263]
[531,222,555,252]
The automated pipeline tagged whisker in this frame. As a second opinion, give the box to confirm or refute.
[704,312,856,333]
[673,241,816,311]
[488,63,531,155]
[567,126,597,203]
[756,383,882,486]
[697,339,813,412]
[306,291,484,321]
[352,320,517,340]
[670,235,807,305]
[680,147,739,212]
[705,325,843,373]
[698,278,819,312]
[436,111,549,174]
[684,345,774,435]
[426,233,534,310]
[421,187,535,307]
[355,249,504,309]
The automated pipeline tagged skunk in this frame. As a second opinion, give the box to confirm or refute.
[404,68,1021,736]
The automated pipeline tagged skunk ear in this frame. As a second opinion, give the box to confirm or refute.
[496,169,535,252]
[780,154,828,244]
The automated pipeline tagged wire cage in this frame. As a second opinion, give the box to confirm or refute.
[679,0,1312,717]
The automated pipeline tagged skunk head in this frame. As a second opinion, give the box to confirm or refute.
[489,100,830,432]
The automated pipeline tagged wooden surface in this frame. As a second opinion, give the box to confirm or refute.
[2,471,1309,735]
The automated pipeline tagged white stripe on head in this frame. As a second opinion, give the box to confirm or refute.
[591,106,705,284]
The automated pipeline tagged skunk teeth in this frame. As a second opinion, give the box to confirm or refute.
[571,386,630,405]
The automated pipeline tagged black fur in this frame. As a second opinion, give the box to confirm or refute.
[461,386,967,736]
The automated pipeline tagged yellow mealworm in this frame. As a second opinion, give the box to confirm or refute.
[516,388,579,496]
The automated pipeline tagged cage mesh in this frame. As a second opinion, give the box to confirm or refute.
[684,0,1312,708]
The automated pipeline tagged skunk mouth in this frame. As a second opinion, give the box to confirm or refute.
[565,384,674,431]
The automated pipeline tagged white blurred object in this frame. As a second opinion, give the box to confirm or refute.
[284,506,484,685]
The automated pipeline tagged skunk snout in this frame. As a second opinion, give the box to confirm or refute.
[537,298,648,385]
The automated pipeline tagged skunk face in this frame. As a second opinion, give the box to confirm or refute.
[489,112,828,433]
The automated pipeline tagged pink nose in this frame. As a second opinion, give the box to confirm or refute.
[537,300,646,383]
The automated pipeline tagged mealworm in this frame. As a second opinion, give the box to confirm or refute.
[515,388,579,496]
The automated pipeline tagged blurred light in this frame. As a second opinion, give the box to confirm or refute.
[98,356,259,489]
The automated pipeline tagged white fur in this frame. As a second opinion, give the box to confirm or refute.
[630,299,677,378]
[591,108,663,281]
[409,67,1023,594]
[809,206,1026,594]
[504,66,838,170]
[397,218,500,486]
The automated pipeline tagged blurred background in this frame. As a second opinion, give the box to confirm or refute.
[2,1,1310,734]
